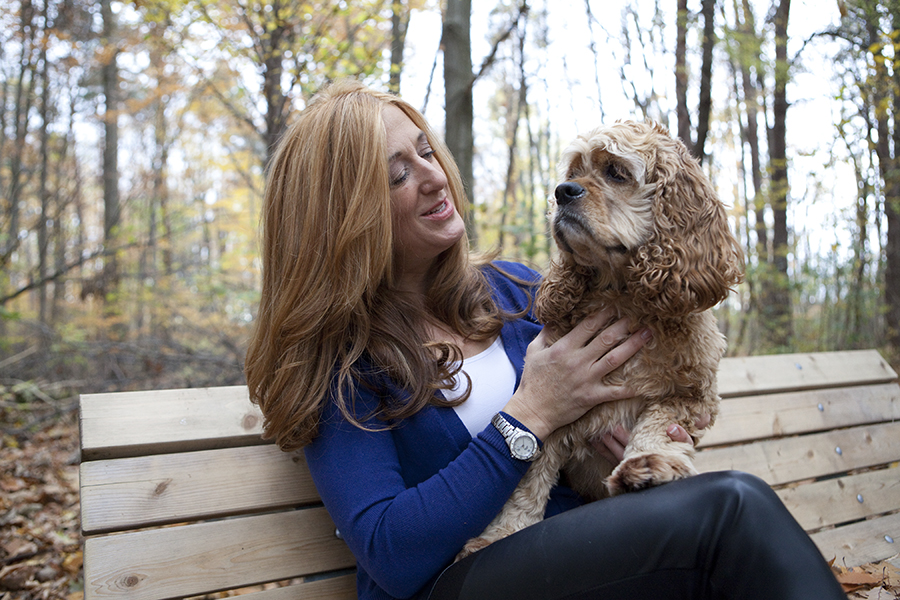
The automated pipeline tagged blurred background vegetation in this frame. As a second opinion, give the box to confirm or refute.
[1,0,899,420]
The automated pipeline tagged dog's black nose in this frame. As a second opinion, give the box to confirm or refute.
[555,181,586,206]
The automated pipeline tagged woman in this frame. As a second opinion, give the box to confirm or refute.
[244,80,844,600]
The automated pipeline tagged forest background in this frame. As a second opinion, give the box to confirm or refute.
[2,0,900,415]
[4,0,900,597]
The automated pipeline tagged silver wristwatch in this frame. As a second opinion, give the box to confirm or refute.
[492,413,540,461]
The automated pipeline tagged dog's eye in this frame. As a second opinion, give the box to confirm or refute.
[605,163,629,183]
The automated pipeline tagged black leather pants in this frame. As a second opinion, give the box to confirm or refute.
[428,471,845,600]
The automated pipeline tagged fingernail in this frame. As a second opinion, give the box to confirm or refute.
[641,328,653,340]
[667,424,680,436]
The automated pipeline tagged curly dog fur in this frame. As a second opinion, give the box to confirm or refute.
[459,121,744,559]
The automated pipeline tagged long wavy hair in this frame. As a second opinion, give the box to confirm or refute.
[245,80,509,451]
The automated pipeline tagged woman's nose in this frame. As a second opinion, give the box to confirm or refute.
[420,157,448,192]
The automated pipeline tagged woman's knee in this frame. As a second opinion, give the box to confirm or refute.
[701,470,774,500]
[695,470,796,533]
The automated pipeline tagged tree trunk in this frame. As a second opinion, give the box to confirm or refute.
[443,0,476,243]
[100,0,121,309]
[884,4,900,351]
[3,2,37,266]
[694,0,716,163]
[675,0,716,162]
[390,0,409,94]
[0,42,7,200]
[498,84,519,254]
[737,0,768,263]
[52,93,77,326]
[675,0,690,147]
[37,1,51,328]
[763,0,792,349]
[261,24,290,168]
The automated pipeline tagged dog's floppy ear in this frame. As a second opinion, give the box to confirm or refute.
[627,131,744,316]
[535,255,594,327]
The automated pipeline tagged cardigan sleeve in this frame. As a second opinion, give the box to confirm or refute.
[305,391,536,598]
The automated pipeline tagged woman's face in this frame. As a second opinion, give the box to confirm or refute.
[383,105,465,289]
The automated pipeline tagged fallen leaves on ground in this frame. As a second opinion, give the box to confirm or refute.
[832,558,900,598]
[1,409,83,600]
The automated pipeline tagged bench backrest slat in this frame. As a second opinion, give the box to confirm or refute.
[78,351,899,461]
[717,349,896,397]
[79,386,265,460]
[80,444,318,535]
[699,382,900,447]
[696,421,900,484]
[83,507,355,600]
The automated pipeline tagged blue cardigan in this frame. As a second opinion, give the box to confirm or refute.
[304,262,584,600]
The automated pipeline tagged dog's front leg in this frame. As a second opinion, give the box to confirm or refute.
[456,444,567,561]
[605,401,704,495]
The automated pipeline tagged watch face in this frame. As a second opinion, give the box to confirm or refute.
[511,433,536,459]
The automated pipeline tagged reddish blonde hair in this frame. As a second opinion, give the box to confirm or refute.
[245,80,506,451]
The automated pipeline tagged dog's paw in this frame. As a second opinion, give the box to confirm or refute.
[606,452,697,495]
[456,537,492,562]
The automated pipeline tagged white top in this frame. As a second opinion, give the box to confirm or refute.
[446,336,517,438]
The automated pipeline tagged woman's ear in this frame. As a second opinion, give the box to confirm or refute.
[627,136,744,316]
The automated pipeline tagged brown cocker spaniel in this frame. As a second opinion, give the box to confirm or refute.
[460,121,744,559]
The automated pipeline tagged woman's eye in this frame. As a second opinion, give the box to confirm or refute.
[605,163,628,183]
[390,169,408,187]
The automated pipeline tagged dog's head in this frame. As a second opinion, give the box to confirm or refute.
[547,121,744,317]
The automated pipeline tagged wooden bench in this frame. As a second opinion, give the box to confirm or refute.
[79,349,900,599]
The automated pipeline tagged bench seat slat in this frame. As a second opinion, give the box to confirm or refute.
[201,574,356,600]
[776,465,900,531]
[699,382,900,447]
[83,508,355,600]
[810,511,900,568]
[717,350,897,397]
[695,421,900,485]
[80,445,319,535]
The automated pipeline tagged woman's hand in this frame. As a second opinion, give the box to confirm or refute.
[503,307,652,441]
[591,414,713,464]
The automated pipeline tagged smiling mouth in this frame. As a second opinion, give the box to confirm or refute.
[424,200,448,216]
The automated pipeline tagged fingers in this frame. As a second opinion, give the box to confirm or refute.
[557,306,618,348]
[591,437,619,464]
[592,425,630,464]
[695,413,712,430]
[556,308,652,377]
[513,310,650,436]
[666,423,692,444]
[665,413,711,446]
[589,326,651,377]
[598,418,705,464]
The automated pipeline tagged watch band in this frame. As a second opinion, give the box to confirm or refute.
[492,412,540,461]
[491,412,518,439]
